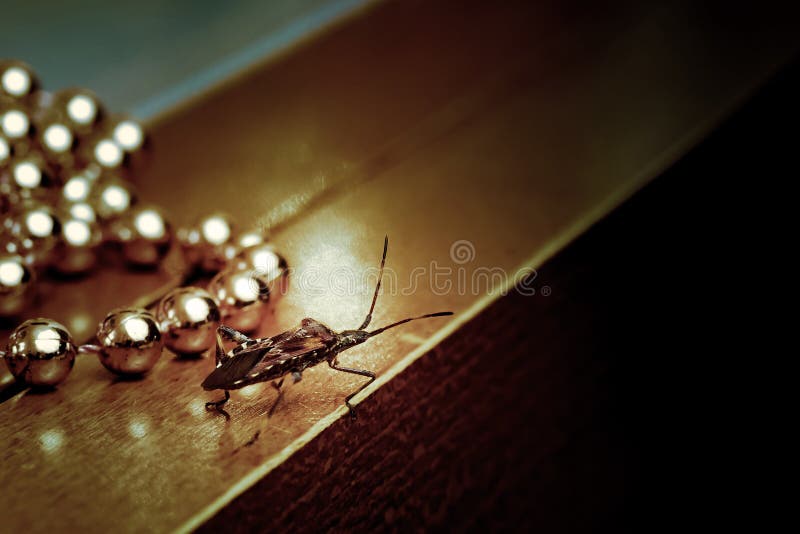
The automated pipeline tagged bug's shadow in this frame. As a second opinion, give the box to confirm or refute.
[266,390,284,418]
[110,374,147,385]
[24,385,60,395]
[92,367,147,385]
[169,353,207,363]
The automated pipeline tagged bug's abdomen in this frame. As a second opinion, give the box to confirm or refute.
[229,349,325,389]
[247,360,290,383]
[243,352,316,384]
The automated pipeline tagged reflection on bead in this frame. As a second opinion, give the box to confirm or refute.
[208,266,271,333]
[156,286,220,355]
[0,135,10,168]
[90,137,125,170]
[108,205,172,267]
[13,159,40,188]
[51,214,102,275]
[201,214,232,245]
[107,115,147,169]
[62,172,93,203]
[106,115,147,156]
[0,61,38,100]
[234,243,286,277]
[1,105,31,140]
[91,175,136,219]
[68,95,97,125]
[3,318,75,387]
[0,254,35,317]
[35,109,76,167]
[112,119,144,151]
[179,213,237,272]
[43,123,73,153]
[53,89,103,135]
[9,155,56,192]
[2,201,61,268]
[233,242,289,302]
[96,308,163,375]
[237,230,265,249]
[64,201,96,223]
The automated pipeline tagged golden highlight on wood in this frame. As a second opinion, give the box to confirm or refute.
[2,1,797,532]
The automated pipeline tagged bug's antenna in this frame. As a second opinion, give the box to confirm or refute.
[357,235,389,330]
[368,311,453,337]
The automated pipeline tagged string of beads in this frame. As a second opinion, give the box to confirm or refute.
[0,60,288,389]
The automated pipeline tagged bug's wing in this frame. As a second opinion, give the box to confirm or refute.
[201,333,284,390]
[201,345,269,390]
[246,334,330,378]
[201,323,333,390]
[230,331,285,355]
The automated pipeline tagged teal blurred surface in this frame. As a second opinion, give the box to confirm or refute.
[0,0,370,119]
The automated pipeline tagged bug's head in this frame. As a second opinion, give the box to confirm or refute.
[348,237,453,344]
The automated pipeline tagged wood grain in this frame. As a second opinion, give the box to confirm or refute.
[198,62,800,529]
[1,1,798,532]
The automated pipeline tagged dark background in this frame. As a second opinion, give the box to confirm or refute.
[199,49,797,534]
[501,49,796,531]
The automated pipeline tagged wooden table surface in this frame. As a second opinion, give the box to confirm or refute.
[1,0,798,532]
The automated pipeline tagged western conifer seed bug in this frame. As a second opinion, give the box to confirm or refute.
[202,236,453,419]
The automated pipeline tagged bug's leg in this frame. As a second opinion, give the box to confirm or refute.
[214,332,228,366]
[218,325,251,344]
[292,371,302,384]
[328,359,376,420]
[268,378,285,417]
[205,390,231,420]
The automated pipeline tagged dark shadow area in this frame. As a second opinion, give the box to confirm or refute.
[199,50,798,534]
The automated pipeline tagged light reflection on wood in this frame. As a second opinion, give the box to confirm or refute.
[1,0,798,532]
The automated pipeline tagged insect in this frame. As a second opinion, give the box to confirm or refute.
[202,236,452,419]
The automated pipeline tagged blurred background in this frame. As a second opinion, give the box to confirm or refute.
[0,0,369,118]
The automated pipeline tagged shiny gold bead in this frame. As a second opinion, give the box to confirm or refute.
[90,174,136,220]
[51,214,102,275]
[52,88,104,136]
[233,241,289,300]
[0,61,38,102]
[156,286,220,355]
[179,213,236,273]
[2,201,61,268]
[0,254,35,317]
[108,115,145,152]
[0,100,33,145]
[57,168,99,226]
[236,230,265,249]
[35,109,76,167]
[96,308,163,375]
[234,242,287,276]
[105,115,148,169]
[3,318,76,387]
[82,135,126,172]
[106,204,172,267]
[208,266,271,333]
[6,154,58,196]
[60,169,95,206]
